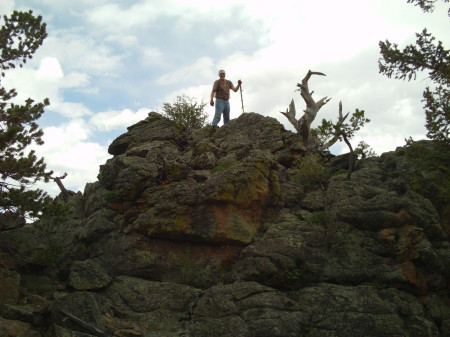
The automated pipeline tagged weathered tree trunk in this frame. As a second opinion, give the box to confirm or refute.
[280,70,331,148]
[343,134,355,180]
[53,173,76,202]
[59,309,112,337]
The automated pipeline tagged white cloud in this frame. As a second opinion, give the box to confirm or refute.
[51,101,92,119]
[33,119,110,195]
[162,84,211,101]
[141,46,165,65]
[156,57,214,85]
[105,33,139,48]
[61,72,91,89]
[37,34,123,76]
[90,108,150,131]
[36,57,63,80]
[0,0,14,14]
[3,56,93,119]
[352,124,427,156]
[214,30,252,49]
[3,67,53,103]
[85,2,163,31]
[42,119,92,146]
[393,99,415,118]
[84,0,240,32]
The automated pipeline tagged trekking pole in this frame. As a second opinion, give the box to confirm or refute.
[239,85,245,114]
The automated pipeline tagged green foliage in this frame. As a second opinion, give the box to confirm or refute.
[378,1,449,142]
[342,109,370,139]
[26,243,64,267]
[32,198,72,232]
[331,169,348,176]
[273,267,302,287]
[312,109,371,150]
[103,186,144,203]
[211,160,239,173]
[401,140,450,212]
[0,10,48,75]
[161,95,208,133]
[292,154,328,187]
[311,119,333,147]
[0,10,55,221]
[103,189,127,202]
[306,212,331,226]
[355,141,377,159]
[423,85,449,142]
[406,0,449,14]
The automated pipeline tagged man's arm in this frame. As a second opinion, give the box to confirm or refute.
[231,80,242,92]
[210,81,217,106]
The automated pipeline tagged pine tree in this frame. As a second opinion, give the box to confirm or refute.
[0,10,55,222]
[312,104,370,180]
[378,0,449,142]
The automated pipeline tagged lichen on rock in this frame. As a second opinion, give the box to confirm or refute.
[1,112,449,337]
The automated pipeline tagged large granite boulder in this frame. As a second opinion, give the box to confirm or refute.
[0,112,449,336]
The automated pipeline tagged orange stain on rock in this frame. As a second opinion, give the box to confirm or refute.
[395,261,428,295]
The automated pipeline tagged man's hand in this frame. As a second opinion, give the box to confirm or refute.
[210,100,214,106]
[238,80,242,85]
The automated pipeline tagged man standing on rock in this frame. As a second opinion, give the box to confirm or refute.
[210,70,242,126]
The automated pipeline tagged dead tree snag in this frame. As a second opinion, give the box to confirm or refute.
[280,70,331,148]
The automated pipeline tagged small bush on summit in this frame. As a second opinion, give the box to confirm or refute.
[161,95,208,133]
[355,141,377,159]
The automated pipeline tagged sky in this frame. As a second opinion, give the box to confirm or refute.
[1,0,449,197]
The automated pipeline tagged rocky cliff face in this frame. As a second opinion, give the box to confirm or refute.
[1,112,449,337]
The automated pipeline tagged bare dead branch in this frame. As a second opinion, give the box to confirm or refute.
[59,309,112,337]
[58,172,68,180]
[52,172,76,202]
[281,70,332,149]
[280,99,298,131]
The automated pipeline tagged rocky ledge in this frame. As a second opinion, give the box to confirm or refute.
[1,112,449,337]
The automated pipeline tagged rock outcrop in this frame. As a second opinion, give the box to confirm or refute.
[1,112,449,337]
